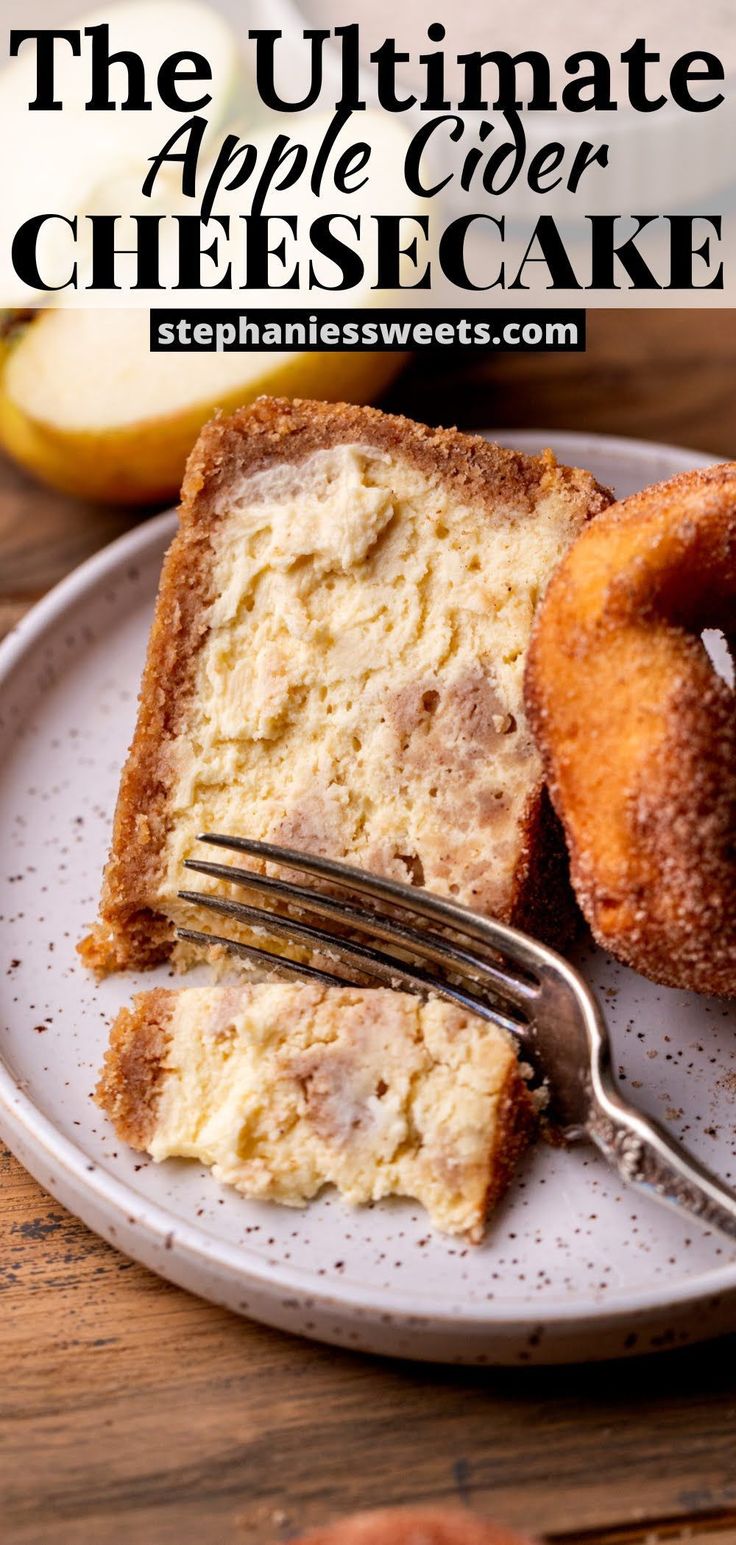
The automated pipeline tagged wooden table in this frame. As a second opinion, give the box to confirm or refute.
[2,311,736,1545]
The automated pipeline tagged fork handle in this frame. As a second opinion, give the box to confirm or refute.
[587,1086,736,1243]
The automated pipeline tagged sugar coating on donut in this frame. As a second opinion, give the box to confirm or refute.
[525,462,736,998]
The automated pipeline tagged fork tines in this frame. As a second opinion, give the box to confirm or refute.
[177,834,542,1041]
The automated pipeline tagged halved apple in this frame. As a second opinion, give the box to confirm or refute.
[0,309,403,503]
[0,108,426,503]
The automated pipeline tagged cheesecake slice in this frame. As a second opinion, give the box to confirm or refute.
[96,984,534,1240]
[81,398,610,974]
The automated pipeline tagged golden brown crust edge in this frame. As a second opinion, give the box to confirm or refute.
[289,1508,536,1545]
[525,462,736,997]
[95,989,174,1148]
[508,784,582,950]
[80,397,611,975]
[477,1059,537,1241]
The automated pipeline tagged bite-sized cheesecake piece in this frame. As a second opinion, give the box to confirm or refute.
[96,984,535,1240]
[81,398,610,974]
[289,1509,537,1545]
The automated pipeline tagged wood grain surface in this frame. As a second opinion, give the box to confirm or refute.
[1,311,736,1545]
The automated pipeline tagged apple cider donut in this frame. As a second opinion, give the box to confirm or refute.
[525,463,736,997]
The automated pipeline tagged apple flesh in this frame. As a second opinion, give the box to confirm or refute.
[0,309,403,503]
[0,105,425,504]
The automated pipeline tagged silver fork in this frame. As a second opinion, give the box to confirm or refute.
[178,835,736,1244]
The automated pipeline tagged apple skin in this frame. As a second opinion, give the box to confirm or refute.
[0,323,406,505]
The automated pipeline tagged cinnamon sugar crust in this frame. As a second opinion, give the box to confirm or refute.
[525,462,736,997]
[95,988,174,1148]
[80,398,610,975]
[480,1053,537,1223]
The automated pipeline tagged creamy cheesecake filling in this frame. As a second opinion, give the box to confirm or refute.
[101,983,532,1239]
[153,442,578,952]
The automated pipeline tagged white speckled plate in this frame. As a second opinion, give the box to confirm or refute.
[1,431,735,1365]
